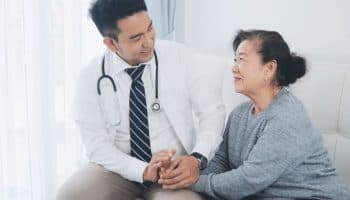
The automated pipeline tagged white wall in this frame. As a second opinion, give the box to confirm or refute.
[179,0,350,66]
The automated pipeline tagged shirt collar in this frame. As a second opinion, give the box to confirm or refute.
[106,49,156,75]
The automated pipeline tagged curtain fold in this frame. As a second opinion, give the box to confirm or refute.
[145,0,176,39]
[0,0,87,199]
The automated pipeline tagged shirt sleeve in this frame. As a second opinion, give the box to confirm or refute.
[200,113,233,175]
[72,60,148,183]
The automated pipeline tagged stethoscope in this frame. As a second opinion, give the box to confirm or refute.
[96,50,161,112]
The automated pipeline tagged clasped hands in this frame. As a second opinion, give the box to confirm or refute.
[142,149,200,190]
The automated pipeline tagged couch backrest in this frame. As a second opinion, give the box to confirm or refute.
[221,60,350,188]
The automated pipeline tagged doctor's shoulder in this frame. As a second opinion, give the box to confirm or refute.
[155,39,197,71]
[157,40,217,71]
[77,55,105,89]
[155,39,190,58]
[155,38,185,50]
[70,54,106,128]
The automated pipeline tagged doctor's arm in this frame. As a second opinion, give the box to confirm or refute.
[76,123,173,182]
[76,123,148,182]
[187,52,226,160]
[159,108,230,189]
[158,51,226,189]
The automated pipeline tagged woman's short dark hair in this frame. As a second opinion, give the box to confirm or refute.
[232,30,307,86]
[89,0,147,39]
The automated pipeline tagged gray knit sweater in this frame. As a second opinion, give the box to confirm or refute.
[191,88,350,200]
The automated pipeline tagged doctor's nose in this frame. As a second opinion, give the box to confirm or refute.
[143,32,155,48]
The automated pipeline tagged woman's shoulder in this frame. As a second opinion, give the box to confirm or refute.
[227,101,253,121]
[268,88,308,120]
[262,88,315,136]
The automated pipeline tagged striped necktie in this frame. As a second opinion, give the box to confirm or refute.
[125,65,152,163]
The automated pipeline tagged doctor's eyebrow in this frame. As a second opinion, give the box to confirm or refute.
[236,52,247,57]
[129,21,153,40]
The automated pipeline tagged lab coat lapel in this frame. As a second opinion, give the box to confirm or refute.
[158,66,192,153]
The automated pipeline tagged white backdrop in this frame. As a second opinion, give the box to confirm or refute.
[178,0,350,66]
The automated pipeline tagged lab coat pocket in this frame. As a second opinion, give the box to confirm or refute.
[100,92,129,153]
[109,123,130,153]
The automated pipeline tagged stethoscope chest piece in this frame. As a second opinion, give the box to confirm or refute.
[151,99,161,112]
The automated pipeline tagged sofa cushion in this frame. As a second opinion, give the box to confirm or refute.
[290,65,348,133]
[334,134,350,188]
[339,69,350,134]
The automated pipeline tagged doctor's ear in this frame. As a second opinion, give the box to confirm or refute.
[103,37,119,52]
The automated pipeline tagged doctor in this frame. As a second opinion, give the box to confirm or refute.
[57,0,225,199]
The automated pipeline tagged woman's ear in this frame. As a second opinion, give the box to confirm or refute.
[265,60,277,78]
[103,37,119,52]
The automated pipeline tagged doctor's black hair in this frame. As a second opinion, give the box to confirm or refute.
[232,30,307,87]
[89,0,147,40]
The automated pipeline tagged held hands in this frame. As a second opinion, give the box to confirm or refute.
[143,150,201,189]
[143,149,176,182]
[158,155,200,190]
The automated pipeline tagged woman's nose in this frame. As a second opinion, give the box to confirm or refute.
[232,63,239,74]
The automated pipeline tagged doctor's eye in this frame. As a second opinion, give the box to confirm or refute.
[132,36,141,42]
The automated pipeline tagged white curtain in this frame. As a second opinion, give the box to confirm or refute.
[0,0,102,199]
[145,0,176,39]
[0,0,176,199]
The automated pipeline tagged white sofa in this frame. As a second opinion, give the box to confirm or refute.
[219,59,350,189]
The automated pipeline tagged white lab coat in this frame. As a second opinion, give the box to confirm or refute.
[72,39,226,182]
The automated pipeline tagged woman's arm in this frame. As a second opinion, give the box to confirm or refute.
[192,119,310,199]
[201,120,231,175]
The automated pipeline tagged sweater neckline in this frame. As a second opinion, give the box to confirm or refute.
[248,87,289,119]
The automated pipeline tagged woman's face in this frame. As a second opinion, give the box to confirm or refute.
[232,39,268,96]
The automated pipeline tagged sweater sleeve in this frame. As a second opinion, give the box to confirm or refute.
[191,117,311,200]
[200,112,232,175]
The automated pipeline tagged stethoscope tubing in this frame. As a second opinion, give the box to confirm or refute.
[97,50,160,112]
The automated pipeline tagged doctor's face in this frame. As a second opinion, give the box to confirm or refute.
[113,11,156,66]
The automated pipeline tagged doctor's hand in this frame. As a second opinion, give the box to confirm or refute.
[143,149,176,182]
[158,155,200,190]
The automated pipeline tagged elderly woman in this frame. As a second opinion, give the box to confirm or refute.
[189,30,350,199]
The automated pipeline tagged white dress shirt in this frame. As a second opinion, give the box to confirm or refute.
[105,49,187,157]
